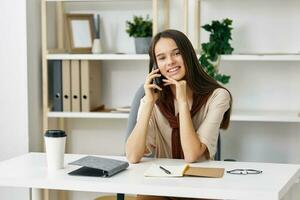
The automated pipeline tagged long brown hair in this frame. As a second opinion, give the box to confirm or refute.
[148,29,232,129]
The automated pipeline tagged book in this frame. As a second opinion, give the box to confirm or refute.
[144,164,224,178]
[71,60,81,112]
[68,156,129,177]
[62,60,71,112]
[48,60,62,111]
[80,60,103,112]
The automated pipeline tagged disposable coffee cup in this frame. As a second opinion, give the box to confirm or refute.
[44,130,67,171]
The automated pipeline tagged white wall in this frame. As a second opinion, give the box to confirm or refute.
[27,0,43,152]
[0,0,30,199]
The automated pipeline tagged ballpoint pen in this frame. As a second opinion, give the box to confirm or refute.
[159,165,171,174]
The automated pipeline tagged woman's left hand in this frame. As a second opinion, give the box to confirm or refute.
[163,77,187,103]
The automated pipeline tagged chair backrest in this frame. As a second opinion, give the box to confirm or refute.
[125,85,145,141]
[124,85,221,161]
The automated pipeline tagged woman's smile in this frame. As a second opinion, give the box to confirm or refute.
[167,66,181,76]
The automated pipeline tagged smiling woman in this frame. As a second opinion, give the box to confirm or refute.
[125,29,233,200]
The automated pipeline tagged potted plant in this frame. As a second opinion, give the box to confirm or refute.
[126,15,152,54]
[199,18,234,84]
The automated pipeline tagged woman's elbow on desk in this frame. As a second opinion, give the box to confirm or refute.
[184,148,207,163]
[126,153,142,164]
[184,155,199,163]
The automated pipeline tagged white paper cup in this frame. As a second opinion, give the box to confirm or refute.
[44,130,67,171]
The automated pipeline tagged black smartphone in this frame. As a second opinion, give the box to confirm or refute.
[152,63,163,88]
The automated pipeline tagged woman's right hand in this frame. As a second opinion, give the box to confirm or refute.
[143,68,162,103]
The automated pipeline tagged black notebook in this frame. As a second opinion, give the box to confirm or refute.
[68,156,129,177]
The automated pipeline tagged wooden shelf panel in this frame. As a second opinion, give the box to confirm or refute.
[221,54,300,61]
[231,110,300,122]
[48,110,300,122]
[47,53,149,60]
[46,0,148,2]
[48,111,129,119]
[47,53,300,61]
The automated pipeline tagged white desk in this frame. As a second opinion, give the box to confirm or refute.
[0,153,299,200]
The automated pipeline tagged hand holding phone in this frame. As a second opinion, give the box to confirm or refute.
[152,63,164,88]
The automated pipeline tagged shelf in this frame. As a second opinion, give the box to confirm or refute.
[47,53,300,61]
[48,111,129,119]
[231,110,300,122]
[221,54,300,61]
[48,110,300,122]
[47,53,149,60]
[46,0,148,2]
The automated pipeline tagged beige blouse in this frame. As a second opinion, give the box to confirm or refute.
[137,88,231,160]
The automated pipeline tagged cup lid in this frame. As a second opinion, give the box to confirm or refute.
[45,130,66,137]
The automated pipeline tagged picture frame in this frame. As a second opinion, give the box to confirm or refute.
[66,14,95,53]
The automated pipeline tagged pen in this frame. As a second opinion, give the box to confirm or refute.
[159,165,171,174]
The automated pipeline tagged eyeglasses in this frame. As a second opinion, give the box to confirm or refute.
[226,168,263,175]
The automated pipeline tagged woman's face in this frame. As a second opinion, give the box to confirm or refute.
[154,37,186,80]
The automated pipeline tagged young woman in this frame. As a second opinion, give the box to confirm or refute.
[126,29,231,168]
[126,29,231,200]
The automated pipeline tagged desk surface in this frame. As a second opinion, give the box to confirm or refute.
[0,153,299,200]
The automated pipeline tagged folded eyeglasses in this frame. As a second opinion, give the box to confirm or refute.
[226,168,263,175]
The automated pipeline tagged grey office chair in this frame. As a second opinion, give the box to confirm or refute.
[115,85,222,200]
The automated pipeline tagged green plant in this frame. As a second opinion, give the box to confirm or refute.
[199,18,234,84]
[126,15,152,37]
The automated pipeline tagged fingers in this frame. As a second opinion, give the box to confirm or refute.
[145,84,162,91]
[145,69,161,84]
[149,68,160,76]
[162,77,177,86]
[162,78,186,87]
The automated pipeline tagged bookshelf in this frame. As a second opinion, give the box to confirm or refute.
[41,1,171,200]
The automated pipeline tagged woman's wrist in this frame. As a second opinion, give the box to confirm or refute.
[177,100,189,111]
[142,96,156,105]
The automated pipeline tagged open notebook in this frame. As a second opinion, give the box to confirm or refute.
[144,164,224,178]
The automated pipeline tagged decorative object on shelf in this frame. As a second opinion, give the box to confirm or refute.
[199,18,234,84]
[112,106,131,113]
[126,15,152,54]
[92,14,103,54]
[66,13,95,53]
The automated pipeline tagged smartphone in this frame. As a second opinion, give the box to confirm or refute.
[152,63,163,88]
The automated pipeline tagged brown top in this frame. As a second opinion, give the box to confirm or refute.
[137,88,231,160]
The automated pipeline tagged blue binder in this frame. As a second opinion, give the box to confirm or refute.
[48,60,62,111]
